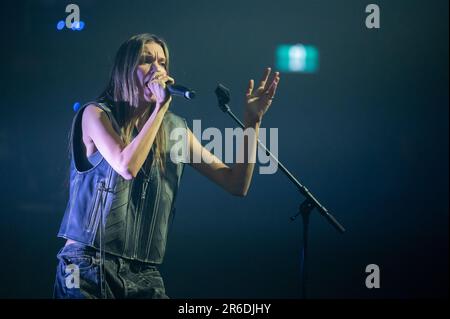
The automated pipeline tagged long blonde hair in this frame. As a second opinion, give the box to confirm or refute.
[99,33,170,171]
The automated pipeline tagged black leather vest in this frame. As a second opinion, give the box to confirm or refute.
[57,101,187,264]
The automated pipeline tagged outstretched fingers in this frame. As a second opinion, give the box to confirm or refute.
[246,79,254,97]
[266,72,280,99]
[258,67,272,91]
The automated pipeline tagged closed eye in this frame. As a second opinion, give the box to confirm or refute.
[140,56,166,67]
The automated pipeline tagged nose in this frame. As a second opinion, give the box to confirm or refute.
[150,61,166,75]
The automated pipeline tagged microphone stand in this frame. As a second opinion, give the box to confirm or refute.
[214,84,346,299]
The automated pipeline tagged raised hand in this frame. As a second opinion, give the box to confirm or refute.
[244,67,280,124]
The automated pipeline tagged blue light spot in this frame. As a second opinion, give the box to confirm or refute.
[56,20,65,30]
[73,102,81,112]
[71,21,79,30]
[71,21,85,31]
[77,21,85,31]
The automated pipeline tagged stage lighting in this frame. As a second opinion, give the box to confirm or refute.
[276,44,319,73]
[56,20,65,31]
[71,21,85,31]
[73,102,81,112]
[56,20,85,31]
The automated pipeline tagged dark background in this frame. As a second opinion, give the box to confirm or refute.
[0,0,448,298]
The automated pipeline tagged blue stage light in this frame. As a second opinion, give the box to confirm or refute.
[73,102,81,112]
[71,22,79,31]
[276,44,319,73]
[77,21,85,31]
[56,20,65,31]
[71,21,85,31]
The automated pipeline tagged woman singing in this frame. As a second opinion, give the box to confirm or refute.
[54,33,280,298]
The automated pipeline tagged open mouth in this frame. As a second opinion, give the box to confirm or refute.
[144,79,156,93]
[143,82,153,98]
[144,74,158,88]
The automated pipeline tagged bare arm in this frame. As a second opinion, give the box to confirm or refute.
[188,118,260,196]
[82,98,171,180]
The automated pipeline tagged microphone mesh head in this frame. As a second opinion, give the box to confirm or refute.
[215,84,231,105]
[185,91,196,99]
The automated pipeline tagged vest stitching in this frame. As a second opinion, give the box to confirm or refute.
[145,174,162,258]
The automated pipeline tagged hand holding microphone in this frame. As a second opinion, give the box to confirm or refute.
[146,72,175,106]
[146,72,196,107]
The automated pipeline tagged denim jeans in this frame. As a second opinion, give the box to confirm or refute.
[53,242,169,299]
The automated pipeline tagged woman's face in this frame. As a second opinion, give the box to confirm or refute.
[136,42,168,104]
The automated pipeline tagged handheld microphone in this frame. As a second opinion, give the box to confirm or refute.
[167,84,196,100]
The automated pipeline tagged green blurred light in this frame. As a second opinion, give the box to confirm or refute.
[276,44,319,73]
